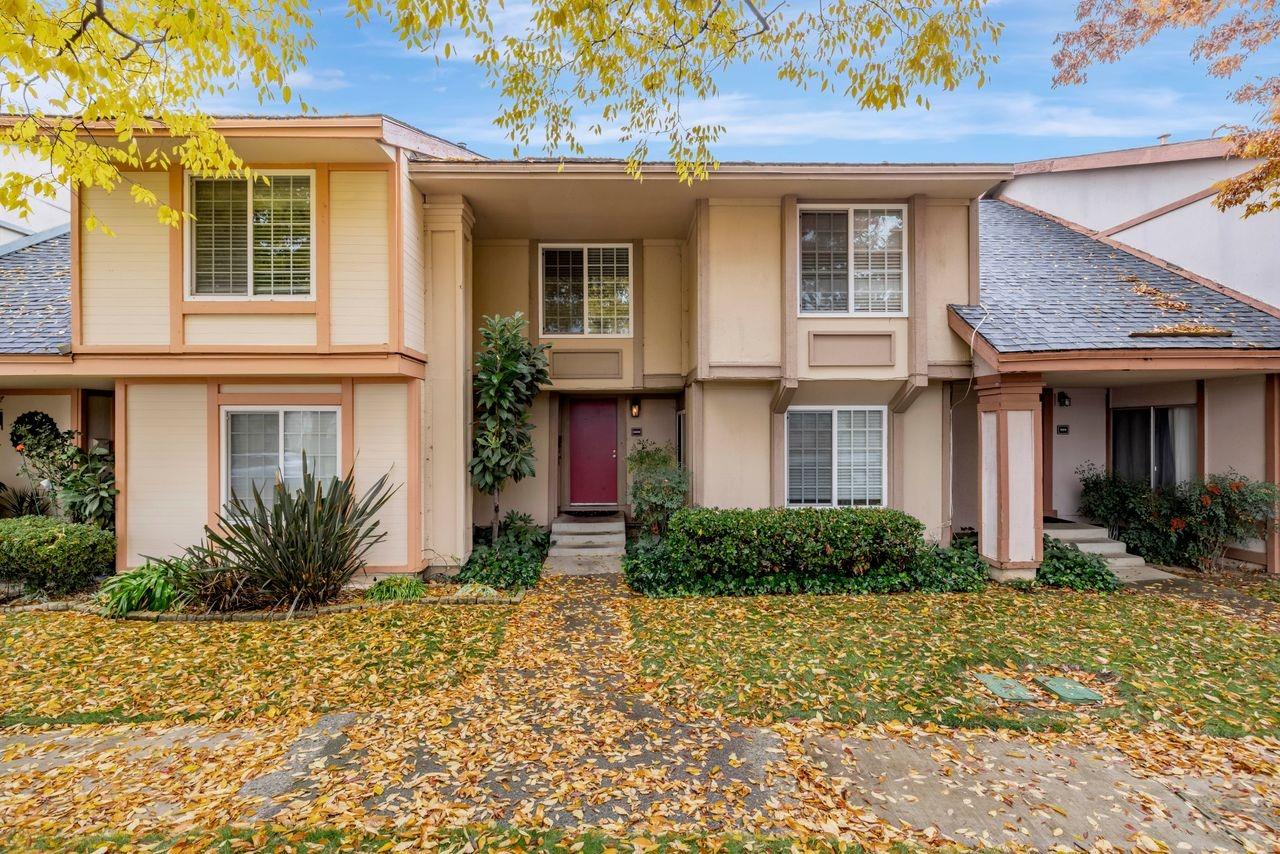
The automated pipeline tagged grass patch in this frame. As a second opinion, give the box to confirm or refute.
[8,825,947,853]
[0,604,510,725]
[628,586,1280,735]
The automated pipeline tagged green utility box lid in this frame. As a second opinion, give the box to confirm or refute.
[974,673,1038,702]
[1034,675,1104,703]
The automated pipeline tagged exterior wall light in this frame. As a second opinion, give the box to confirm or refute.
[1057,391,1072,408]
[630,397,642,418]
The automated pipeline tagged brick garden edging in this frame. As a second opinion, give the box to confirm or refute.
[0,591,524,621]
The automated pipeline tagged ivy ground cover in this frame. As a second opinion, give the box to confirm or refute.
[0,604,511,726]
[629,587,1280,736]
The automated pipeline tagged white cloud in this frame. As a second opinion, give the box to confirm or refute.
[285,68,351,92]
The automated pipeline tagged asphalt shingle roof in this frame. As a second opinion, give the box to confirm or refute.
[0,226,71,355]
[953,199,1280,353]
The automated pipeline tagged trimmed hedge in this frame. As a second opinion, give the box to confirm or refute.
[0,516,116,595]
[625,506,933,596]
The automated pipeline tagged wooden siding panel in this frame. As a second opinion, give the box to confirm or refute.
[402,173,427,353]
[126,384,207,565]
[354,381,409,566]
[184,314,316,346]
[81,174,171,346]
[330,171,390,346]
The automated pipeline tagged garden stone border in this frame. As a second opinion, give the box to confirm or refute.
[0,591,524,621]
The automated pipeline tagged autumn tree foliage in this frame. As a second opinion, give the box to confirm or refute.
[1054,0,1280,216]
[1,0,1001,224]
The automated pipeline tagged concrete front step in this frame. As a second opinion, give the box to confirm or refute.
[551,520,625,535]
[1044,523,1110,543]
[1102,554,1147,568]
[548,545,625,557]
[551,533,626,548]
[1073,539,1130,556]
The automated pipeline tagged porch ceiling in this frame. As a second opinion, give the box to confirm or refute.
[409,163,1010,240]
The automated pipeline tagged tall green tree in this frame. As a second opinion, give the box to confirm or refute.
[2,0,1001,225]
[469,313,551,542]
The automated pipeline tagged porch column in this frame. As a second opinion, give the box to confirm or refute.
[424,194,475,568]
[1266,374,1280,575]
[976,373,1045,581]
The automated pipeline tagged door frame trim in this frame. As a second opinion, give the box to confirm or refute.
[559,394,627,512]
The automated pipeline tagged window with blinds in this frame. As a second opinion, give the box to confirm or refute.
[799,206,906,314]
[191,173,313,297]
[225,407,339,508]
[786,407,886,507]
[541,244,632,335]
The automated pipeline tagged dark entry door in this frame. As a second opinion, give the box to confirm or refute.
[569,399,618,505]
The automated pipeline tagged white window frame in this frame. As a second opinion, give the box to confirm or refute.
[537,242,634,338]
[185,169,317,301]
[220,404,341,507]
[796,203,909,318]
[783,404,889,507]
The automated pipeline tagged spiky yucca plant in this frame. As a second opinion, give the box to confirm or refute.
[192,456,397,611]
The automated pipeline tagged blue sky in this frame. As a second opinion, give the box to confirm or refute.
[221,0,1267,163]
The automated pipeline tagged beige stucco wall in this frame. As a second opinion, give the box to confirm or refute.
[950,384,978,532]
[473,240,531,335]
[901,383,946,540]
[0,394,72,488]
[402,169,427,354]
[642,241,683,377]
[353,381,409,568]
[700,382,773,509]
[81,173,171,346]
[125,383,207,566]
[706,201,782,368]
[473,392,554,528]
[682,225,697,375]
[923,200,974,365]
[1049,387,1107,521]
[330,170,390,346]
[1110,381,1197,409]
[1205,375,1265,480]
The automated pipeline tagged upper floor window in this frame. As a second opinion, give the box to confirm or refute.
[786,406,886,507]
[799,206,906,315]
[540,244,632,336]
[190,172,314,298]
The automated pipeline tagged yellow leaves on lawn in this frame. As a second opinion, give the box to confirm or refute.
[0,604,510,725]
[627,586,1280,737]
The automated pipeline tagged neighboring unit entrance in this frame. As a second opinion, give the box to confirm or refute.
[568,398,618,505]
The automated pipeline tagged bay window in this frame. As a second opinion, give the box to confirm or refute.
[799,205,906,314]
[540,244,632,335]
[223,407,339,507]
[190,172,314,298]
[786,406,887,506]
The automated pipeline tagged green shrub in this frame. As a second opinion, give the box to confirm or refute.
[98,557,195,616]
[58,445,117,528]
[627,506,926,596]
[1077,464,1278,569]
[0,485,51,519]
[1037,536,1119,592]
[458,541,543,589]
[189,457,397,611]
[366,575,428,602]
[910,541,988,593]
[626,440,690,535]
[0,516,115,595]
[496,510,551,559]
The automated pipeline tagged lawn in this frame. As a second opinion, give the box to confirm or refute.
[0,604,511,726]
[628,586,1280,736]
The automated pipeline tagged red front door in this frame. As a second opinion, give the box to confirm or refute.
[569,399,618,505]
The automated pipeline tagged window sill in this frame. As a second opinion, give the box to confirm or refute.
[798,312,909,319]
[539,332,634,339]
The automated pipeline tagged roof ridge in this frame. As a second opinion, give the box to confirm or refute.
[0,223,71,258]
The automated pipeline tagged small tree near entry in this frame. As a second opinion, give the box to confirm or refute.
[470,313,551,542]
